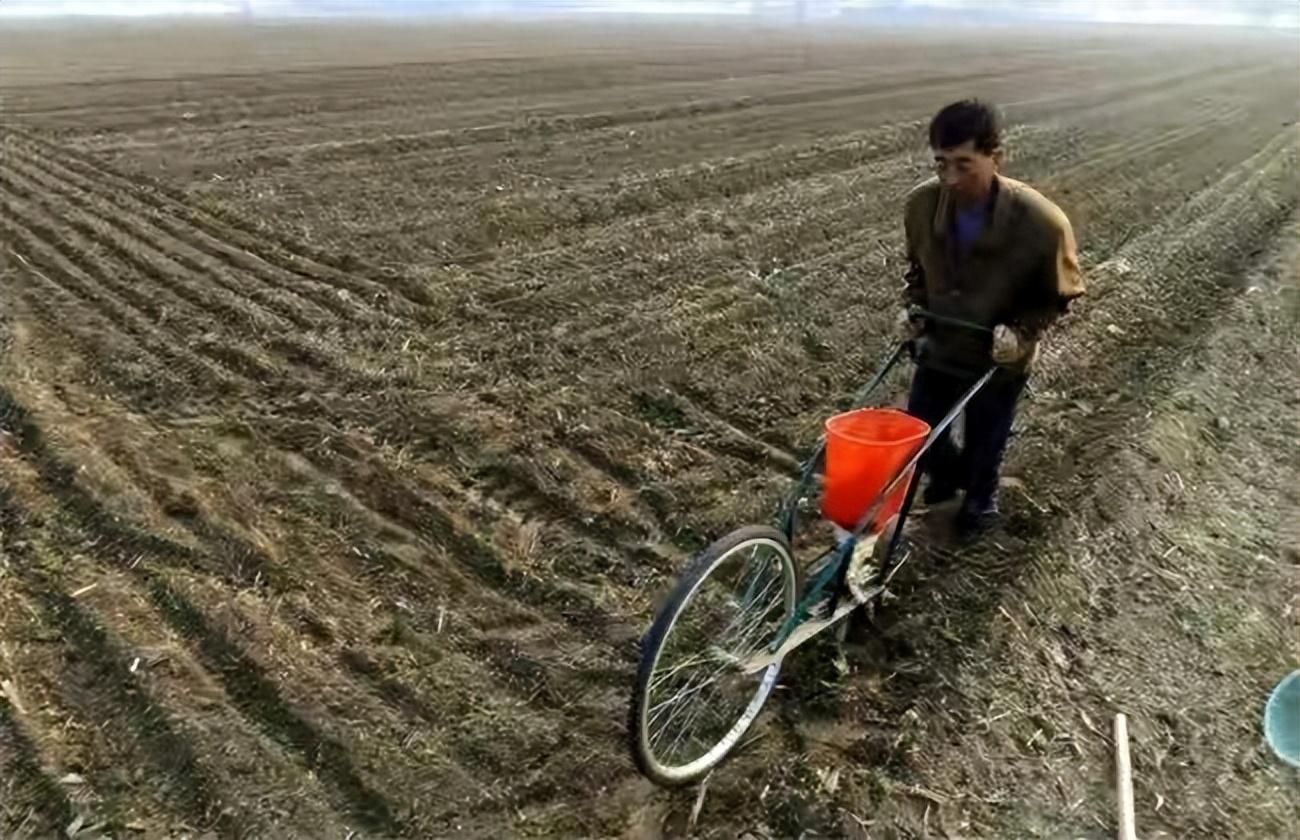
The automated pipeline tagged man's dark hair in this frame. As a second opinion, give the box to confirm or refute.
[929,99,1002,153]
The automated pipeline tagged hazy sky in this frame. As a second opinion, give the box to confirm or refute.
[0,0,1296,28]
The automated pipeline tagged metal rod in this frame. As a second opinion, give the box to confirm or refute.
[769,544,849,651]
[907,305,994,335]
[875,468,921,587]
[846,340,911,409]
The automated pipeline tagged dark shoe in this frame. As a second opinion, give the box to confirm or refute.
[922,481,960,507]
[955,502,1000,538]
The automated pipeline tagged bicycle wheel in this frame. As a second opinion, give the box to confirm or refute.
[629,525,801,786]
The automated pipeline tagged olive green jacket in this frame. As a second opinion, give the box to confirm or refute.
[903,174,1085,376]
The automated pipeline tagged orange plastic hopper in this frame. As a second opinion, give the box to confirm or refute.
[821,408,930,532]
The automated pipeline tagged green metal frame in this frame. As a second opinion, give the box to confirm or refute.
[766,315,996,654]
[768,543,854,649]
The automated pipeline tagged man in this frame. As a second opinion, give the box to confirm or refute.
[901,99,1084,536]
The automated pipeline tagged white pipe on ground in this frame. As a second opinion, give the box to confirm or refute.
[1115,712,1138,840]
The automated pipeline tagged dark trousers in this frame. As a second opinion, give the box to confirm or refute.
[906,365,1026,513]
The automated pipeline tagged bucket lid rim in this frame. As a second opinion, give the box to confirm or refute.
[824,407,931,445]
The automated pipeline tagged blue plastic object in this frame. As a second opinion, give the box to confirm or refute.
[1264,670,1300,768]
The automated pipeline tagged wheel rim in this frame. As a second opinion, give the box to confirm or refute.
[637,537,796,782]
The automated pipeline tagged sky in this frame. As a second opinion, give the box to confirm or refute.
[0,0,1296,28]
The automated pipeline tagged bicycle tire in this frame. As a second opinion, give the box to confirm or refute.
[628,524,801,786]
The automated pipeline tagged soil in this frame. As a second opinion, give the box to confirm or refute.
[0,17,1296,840]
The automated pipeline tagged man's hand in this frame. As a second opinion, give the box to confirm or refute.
[896,308,924,341]
[991,324,1027,365]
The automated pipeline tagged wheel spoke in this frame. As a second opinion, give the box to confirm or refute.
[647,651,717,692]
[710,557,781,644]
[649,671,718,746]
[665,684,719,759]
[648,672,722,719]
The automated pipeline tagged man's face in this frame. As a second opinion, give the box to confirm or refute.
[933,139,999,204]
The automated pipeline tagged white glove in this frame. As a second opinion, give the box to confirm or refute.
[991,324,1024,365]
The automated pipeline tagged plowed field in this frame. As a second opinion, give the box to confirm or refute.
[1,18,1296,840]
